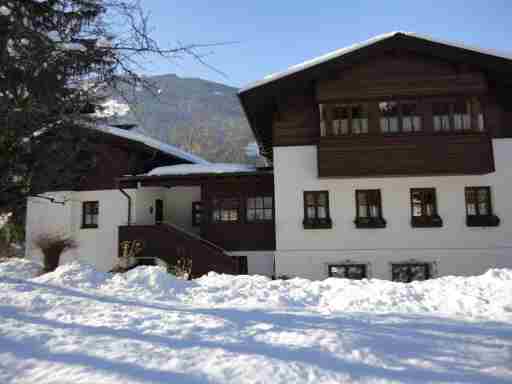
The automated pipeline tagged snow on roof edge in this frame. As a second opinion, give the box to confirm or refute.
[95,124,210,165]
[147,163,257,176]
[239,31,512,93]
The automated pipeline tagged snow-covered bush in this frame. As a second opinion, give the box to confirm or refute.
[35,234,77,272]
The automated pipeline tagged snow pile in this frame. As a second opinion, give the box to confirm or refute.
[34,261,110,289]
[1,260,512,383]
[0,258,42,279]
[147,163,257,176]
[95,99,130,118]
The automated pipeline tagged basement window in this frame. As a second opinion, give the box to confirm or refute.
[391,263,431,282]
[328,264,367,279]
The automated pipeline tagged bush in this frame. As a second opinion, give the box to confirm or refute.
[35,234,77,272]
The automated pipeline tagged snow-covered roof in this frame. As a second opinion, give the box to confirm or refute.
[95,125,209,165]
[239,31,512,93]
[147,163,257,176]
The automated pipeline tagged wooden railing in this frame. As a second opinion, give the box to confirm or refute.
[119,224,237,278]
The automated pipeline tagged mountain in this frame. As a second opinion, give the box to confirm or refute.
[103,74,258,164]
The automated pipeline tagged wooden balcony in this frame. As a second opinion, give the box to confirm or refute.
[318,134,494,178]
[119,223,237,278]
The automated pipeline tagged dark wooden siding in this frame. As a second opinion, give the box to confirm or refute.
[119,224,236,278]
[272,92,319,146]
[318,134,494,178]
[316,53,487,101]
[201,174,276,251]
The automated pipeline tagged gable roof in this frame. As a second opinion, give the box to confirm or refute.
[240,31,512,93]
[238,32,512,160]
[95,124,210,165]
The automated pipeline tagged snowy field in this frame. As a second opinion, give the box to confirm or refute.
[0,259,511,383]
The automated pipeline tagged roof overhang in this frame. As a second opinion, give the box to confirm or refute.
[238,32,512,160]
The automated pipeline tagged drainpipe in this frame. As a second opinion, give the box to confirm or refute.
[119,187,132,225]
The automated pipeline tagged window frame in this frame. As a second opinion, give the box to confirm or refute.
[320,103,369,136]
[303,191,332,229]
[328,264,367,280]
[391,263,431,283]
[246,196,274,223]
[82,201,99,229]
[379,100,423,134]
[410,188,443,228]
[354,189,386,228]
[192,201,202,227]
[211,197,241,224]
[465,186,500,227]
[432,97,485,133]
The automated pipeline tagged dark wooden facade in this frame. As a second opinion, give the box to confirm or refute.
[119,171,276,252]
[239,32,512,174]
[76,130,189,191]
[118,224,237,278]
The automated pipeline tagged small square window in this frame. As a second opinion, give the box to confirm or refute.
[392,263,431,283]
[82,201,99,228]
[328,264,367,279]
[246,196,273,223]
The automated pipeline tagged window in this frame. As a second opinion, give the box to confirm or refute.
[328,264,367,279]
[320,103,368,136]
[212,198,240,223]
[82,201,99,228]
[303,191,332,229]
[465,186,500,227]
[379,100,422,133]
[192,202,202,226]
[392,263,431,283]
[433,98,484,132]
[410,188,443,227]
[355,190,386,228]
[247,196,273,222]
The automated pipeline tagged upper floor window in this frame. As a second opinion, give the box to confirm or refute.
[320,103,368,136]
[303,191,332,229]
[410,188,443,227]
[433,98,484,133]
[82,201,99,229]
[212,198,240,223]
[354,189,386,228]
[379,100,422,133]
[465,186,500,227]
[247,196,273,222]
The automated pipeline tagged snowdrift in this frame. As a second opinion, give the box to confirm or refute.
[4,260,511,321]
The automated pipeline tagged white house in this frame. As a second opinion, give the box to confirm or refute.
[27,32,512,282]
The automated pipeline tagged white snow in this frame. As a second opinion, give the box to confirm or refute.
[239,31,512,93]
[1,260,511,383]
[95,99,131,118]
[95,125,210,165]
[0,259,42,279]
[147,163,256,176]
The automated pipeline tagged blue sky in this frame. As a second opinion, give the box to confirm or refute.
[139,0,511,88]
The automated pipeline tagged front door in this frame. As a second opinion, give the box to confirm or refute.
[155,199,164,225]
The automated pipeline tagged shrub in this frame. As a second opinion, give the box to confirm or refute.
[35,234,77,272]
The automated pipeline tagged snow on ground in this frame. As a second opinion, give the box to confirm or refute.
[1,260,512,383]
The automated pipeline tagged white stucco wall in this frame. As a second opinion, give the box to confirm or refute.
[273,139,512,280]
[26,189,135,272]
[165,186,201,234]
[228,251,275,276]
[134,187,166,225]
